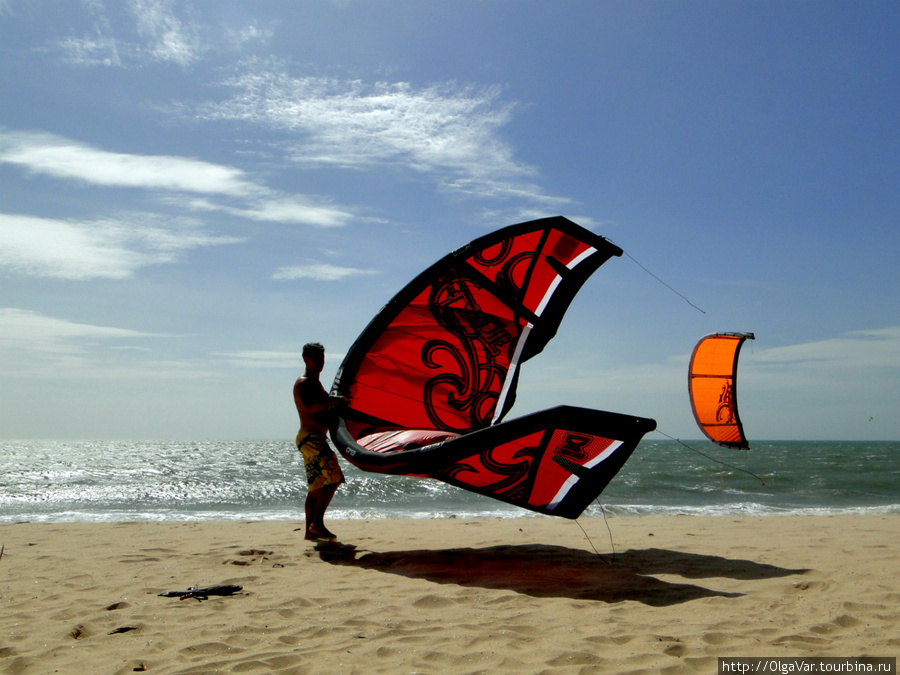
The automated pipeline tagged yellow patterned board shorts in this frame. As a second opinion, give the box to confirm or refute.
[296,430,345,493]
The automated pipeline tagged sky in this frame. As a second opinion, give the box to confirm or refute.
[1,0,898,442]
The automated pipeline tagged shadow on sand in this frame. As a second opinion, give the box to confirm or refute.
[314,541,810,607]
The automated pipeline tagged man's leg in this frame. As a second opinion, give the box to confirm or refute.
[304,489,321,539]
[304,483,339,540]
[313,483,339,539]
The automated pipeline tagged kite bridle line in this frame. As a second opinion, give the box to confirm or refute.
[574,505,616,565]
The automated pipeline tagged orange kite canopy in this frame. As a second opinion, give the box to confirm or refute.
[688,332,755,449]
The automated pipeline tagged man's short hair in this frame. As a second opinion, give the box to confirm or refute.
[302,342,325,357]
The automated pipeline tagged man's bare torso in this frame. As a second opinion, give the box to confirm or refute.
[293,375,331,435]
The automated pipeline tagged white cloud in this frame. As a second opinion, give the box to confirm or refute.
[0,212,241,279]
[0,308,219,382]
[752,327,900,370]
[56,35,123,67]
[45,0,125,67]
[0,310,336,381]
[44,0,202,68]
[235,195,353,227]
[44,0,275,70]
[183,194,354,228]
[213,349,345,368]
[0,308,153,343]
[0,130,361,227]
[213,350,298,368]
[130,0,204,66]
[224,22,275,49]
[194,68,569,206]
[272,263,380,282]
[0,131,257,195]
[0,307,153,375]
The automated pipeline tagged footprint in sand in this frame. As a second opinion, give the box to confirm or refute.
[179,641,241,657]
[119,555,160,563]
[648,635,686,657]
[107,626,139,635]
[811,614,862,634]
[412,594,455,609]
[69,625,90,640]
[664,643,686,657]
[225,549,274,565]
[773,634,831,646]
[791,580,828,592]
[701,632,731,646]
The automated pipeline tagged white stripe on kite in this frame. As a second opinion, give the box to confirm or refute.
[492,322,532,425]
[494,245,596,426]
[534,246,596,317]
[547,439,623,510]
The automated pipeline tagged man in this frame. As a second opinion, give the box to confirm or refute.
[293,342,346,541]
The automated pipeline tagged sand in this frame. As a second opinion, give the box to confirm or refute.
[0,515,897,674]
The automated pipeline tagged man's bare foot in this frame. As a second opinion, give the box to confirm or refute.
[305,526,337,541]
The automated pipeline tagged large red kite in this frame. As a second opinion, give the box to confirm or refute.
[329,217,656,519]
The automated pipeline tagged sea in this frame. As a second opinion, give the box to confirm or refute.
[1,439,897,524]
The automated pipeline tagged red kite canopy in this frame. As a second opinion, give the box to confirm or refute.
[688,332,755,449]
[329,216,656,519]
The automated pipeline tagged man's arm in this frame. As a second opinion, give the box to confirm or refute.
[294,378,344,414]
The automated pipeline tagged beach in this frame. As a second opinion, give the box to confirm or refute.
[1,515,897,674]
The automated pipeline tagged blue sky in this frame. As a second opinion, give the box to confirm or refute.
[1,0,898,441]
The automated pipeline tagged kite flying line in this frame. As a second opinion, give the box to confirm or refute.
[575,428,766,565]
[620,248,707,314]
[656,429,766,486]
